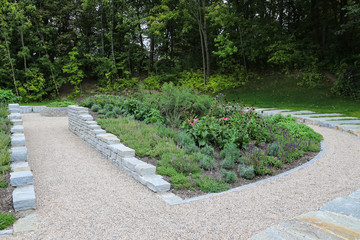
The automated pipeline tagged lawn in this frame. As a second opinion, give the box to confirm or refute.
[225,75,360,118]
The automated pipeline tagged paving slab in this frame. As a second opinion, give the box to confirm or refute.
[11,146,28,162]
[13,185,36,212]
[297,211,360,237]
[109,144,135,157]
[11,161,30,172]
[11,125,24,134]
[320,197,360,219]
[10,171,34,186]
[10,119,23,126]
[11,134,26,146]
[7,113,22,120]
[349,189,360,200]
[143,175,171,192]
[13,213,38,233]
[157,193,183,205]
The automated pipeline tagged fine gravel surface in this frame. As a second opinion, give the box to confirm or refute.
[7,114,360,240]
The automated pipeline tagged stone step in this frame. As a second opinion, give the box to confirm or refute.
[7,113,22,120]
[11,125,24,134]
[11,146,28,162]
[157,193,183,205]
[11,134,26,146]
[13,213,38,233]
[109,144,135,158]
[11,161,30,172]
[320,196,360,219]
[10,171,34,187]
[143,175,171,192]
[10,119,23,126]
[13,185,36,212]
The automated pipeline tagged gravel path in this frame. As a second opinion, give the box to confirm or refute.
[7,114,360,240]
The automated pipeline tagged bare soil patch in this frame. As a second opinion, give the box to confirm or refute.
[0,172,15,215]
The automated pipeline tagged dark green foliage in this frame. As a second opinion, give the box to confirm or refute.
[238,165,255,180]
[0,181,8,188]
[196,175,230,193]
[98,109,106,115]
[103,104,114,111]
[221,158,234,170]
[333,66,360,99]
[113,106,121,115]
[46,100,75,107]
[0,213,16,230]
[0,90,21,103]
[268,142,281,157]
[198,154,216,170]
[105,111,117,118]
[91,104,101,112]
[200,145,214,158]
[220,143,241,163]
[222,171,237,184]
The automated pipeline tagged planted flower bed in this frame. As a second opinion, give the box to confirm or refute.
[80,83,323,198]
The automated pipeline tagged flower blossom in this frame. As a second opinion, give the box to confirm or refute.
[189,122,195,126]
[222,117,229,120]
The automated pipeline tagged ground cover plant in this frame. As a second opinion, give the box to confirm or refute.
[0,103,17,229]
[80,85,323,197]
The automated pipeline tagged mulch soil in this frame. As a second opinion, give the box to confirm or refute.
[0,172,15,215]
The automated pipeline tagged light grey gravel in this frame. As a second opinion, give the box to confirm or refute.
[7,114,360,240]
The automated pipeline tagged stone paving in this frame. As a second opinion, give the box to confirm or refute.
[249,108,360,239]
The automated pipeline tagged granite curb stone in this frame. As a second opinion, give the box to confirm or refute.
[12,185,36,212]
[10,146,28,162]
[10,171,34,186]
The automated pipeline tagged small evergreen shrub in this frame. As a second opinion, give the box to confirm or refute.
[0,181,8,188]
[105,111,117,118]
[104,103,114,111]
[184,143,198,154]
[200,145,214,158]
[97,114,106,119]
[198,154,216,170]
[221,158,234,169]
[222,171,237,184]
[113,106,122,115]
[170,173,191,189]
[98,109,106,115]
[91,104,101,112]
[238,165,255,180]
[268,142,281,156]
[220,143,241,163]
[177,132,196,147]
[0,213,16,230]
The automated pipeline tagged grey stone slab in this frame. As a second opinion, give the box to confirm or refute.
[79,114,93,121]
[320,196,360,219]
[8,103,20,108]
[11,147,28,162]
[10,171,34,186]
[276,220,339,240]
[109,144,135,157]
[9,108,20,113]
[32,106,46,113]
[280,110,315,115]
[11,119,23,126]
[97,134,120,144]
[323,120,360,125]
[8,113,22,120]
[157,193,183,205]
[250,227,285,240]
[122,157,144,172]
[11,125,24,134]
[88,124,101,130]
[260,109,292,116]
[0,230,13,235]
[143,175,170,192]
[296,113,343,117]
[349,189,360,200]
[134,163,156,176]
[11,134,26,146]
[297,210,360,236]
[19,106,33,113]
[11,161,30,172]
[13,185,36,212]
[13,213,38,233]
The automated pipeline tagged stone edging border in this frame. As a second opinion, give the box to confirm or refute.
[68,105,172,193]
[0,104,37,235]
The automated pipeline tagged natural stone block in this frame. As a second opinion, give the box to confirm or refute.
[143,175,170,192]
[122,157,144,171]
[13,185,36,212]
[9,108,20,113]
[11,119,23,126]
[13,213,38,233]
[109,144,135,157]
[320,196,360,219]
[97,134,120,144]
[19,106,33,113]
[135,163,156,176]
[157,193,183,205]
[10,171,34,186]
[11,134,26,146]
[79,114,93,121]
[349,189,360,200]
[0,230,13,235]
[11,125,24,133]
[32,106,46,113]
[11,147,28,162]
[11,161,30,172]
[8,113,22,120]
[8,103,20,109]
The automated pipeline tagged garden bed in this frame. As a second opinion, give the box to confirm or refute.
[82,86,323,197]
[0,172,14,214]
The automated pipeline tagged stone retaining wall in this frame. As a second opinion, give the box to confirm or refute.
[19,106,68,117]
[7,104,37,213]
[68,105,170,193]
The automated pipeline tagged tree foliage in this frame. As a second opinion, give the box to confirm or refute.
[0,0,359,100]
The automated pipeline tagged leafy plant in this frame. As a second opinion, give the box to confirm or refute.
[238,165,255,180]
[0,213,16,230]
[0,89,21,103]
[91,104,101,112]
[198,154,216,170]
[222,171,237,184]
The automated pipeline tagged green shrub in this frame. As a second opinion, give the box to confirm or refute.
[97,114,106,119]
[184,143,198,154]
[196,175,230,193]
[297,71,323,88]
[220,143,241,163]
[156,166,178,177]
[200,145,214,158]
[104,103,114,111]
[268,142,281,156]
[170,173,192,189]
[113,106,122,115]
[0,213,16,230]
[105,111,117,118]
[0,89,22,103]
[0,181,8,188]
[333,66,360,99]
[222,171,237,184]
[198,154,216,170]
[0,149,10,166]
[46,100,75,107]
[177,131,195,147]
[238,165,255,180]
[91,104,101,112]
[169,154,201,175]
[221,158,234,169]
[0,132,10,150]
[98,109,106,115]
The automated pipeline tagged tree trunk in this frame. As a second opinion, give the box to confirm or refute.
[202,0,210,78]
[20,27,27,74]
[100,4,105,55]
[198,22,206,85]
[237,25,248,75]
[149,36,155,74]
[4,34,19,96]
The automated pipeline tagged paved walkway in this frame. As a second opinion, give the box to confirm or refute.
[7,112,360,239]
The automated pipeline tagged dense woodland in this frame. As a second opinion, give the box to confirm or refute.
[0,0,359,101]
